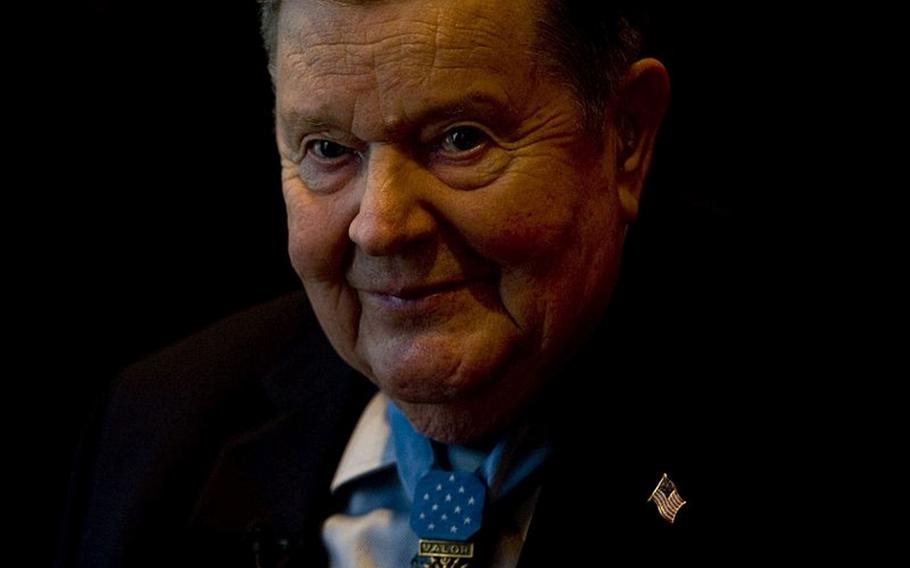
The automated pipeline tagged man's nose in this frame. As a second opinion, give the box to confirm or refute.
[348,145,437,256]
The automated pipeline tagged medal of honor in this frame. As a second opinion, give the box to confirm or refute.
[410,470,486,568]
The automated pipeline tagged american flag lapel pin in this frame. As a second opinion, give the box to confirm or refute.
[648,473,687,524]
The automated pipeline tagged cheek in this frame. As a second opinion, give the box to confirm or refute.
[283,177,355,282]
[283,175,369,375]
[439,160,619,332]
[446,164,593,268]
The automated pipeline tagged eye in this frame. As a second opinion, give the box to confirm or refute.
[307,139,354,160]
[440,126,487,155]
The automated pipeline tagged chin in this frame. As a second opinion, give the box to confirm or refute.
[358,327,521,401]
[380,350,548,444]
[389,370,542,444]
[367,355,494,405]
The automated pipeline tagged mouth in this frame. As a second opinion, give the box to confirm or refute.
[357,279,476,314]
[378,280,471,299]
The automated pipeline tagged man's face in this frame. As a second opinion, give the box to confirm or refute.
[275,0,635,440]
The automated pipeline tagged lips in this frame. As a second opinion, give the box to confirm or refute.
[356,278,478,316]
[370,279,471,300]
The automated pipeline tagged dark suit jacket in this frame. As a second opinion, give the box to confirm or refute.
[57,291,780,567]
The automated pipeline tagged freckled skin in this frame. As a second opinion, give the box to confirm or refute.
[274,0,669,442]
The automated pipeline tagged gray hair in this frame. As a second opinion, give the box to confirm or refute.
[257,0,643,135]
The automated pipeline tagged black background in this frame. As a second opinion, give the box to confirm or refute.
[37,2,811,565]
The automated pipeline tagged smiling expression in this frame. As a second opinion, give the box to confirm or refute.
[274,0,653,441]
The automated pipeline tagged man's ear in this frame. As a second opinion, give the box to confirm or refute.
[610,58,670,223]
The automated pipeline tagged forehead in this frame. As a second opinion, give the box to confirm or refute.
[275,0,550,138]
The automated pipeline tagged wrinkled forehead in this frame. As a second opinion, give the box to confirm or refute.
[275,0,548,137]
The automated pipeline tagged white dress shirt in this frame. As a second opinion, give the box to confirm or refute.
[321,393,540,568]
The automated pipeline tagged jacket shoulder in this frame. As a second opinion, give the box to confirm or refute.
[121,290,318,396]
[58,291,351,568]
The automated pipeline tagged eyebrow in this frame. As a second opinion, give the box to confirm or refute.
[279,91,519,146]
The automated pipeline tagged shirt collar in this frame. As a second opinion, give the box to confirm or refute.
[328,392,544,544]
[330,392,396,493]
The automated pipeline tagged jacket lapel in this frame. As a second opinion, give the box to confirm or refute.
[513,329,711,566]
[184,338,376,568]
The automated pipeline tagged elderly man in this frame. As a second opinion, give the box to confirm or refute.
[59,1,754,567]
